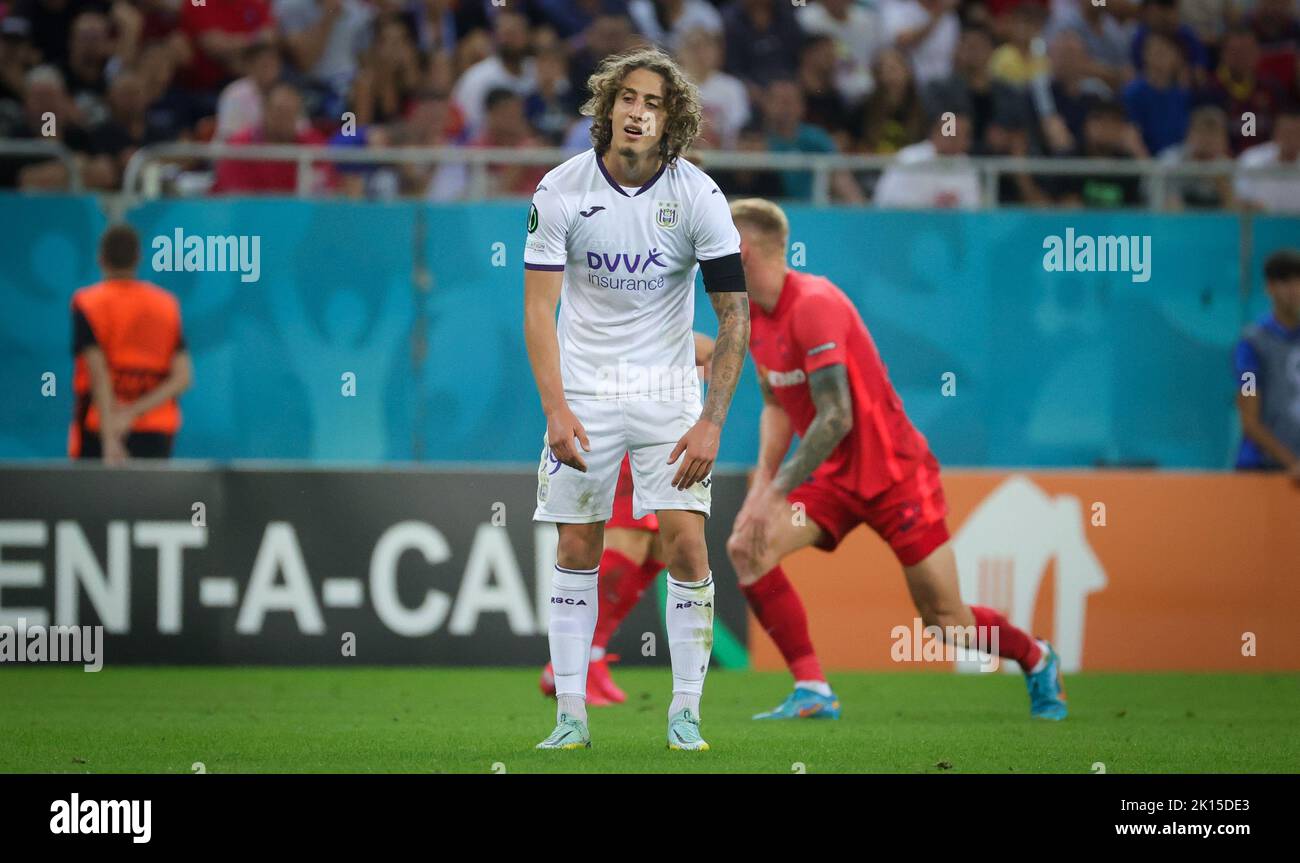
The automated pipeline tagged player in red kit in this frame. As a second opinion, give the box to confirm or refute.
[725,199,1067,721]
[539,333,715,705]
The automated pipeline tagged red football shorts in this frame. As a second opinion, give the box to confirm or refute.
[607,454,659,532]
[788,452,949,566]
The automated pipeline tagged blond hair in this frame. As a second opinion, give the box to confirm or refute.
[729,198,789,256]
[580,47,703,165]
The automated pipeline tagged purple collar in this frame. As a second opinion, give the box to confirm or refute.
[595,150,667,197]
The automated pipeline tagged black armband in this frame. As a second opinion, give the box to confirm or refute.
[699,252,746,293]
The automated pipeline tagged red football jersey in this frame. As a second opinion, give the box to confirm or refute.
[749,270,933,498]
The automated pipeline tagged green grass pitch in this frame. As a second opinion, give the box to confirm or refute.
[3,668,1297,774]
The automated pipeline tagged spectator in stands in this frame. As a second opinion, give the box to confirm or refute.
[61,9,130,128]
[678,27,749,149]
[797,34,855,147]
[567,12,639,108]
[1179,0,1236,50]
[1159,104,1234,208]
[9,0,109,69]
[351,13,421,125]
[924,24,1002,149]
[135,41,195,144]
[1234,248,1300,477]
[1195,27,1283,154]
[1123,30,1192,155]
[0,15,39,107]
[406,0,454,55]
[763,77,865,202]
[795,0,882,108]
[1235,104,1300,212]
[857,47,926,153]
[214,42,282,142]
[1249,0,1300,92]
[328,113,395,199]
[874,110,981,209]
[178,0,276,106]
[524,42,576,145]
[629,0,724,54]
[882,0,960,88]
[531,0,623,41]
[70,223,192,464]
[984,96,1052,205]
[1047,0,1133,91]
[84,69,172,189]
[0,64,90,189]
[429,86,545,200]
[386,87,456,196]
[1131,0,1209,78]
[1040,28,1111,154]
[722,0,804,97]
[711,116,783,196]
[989,5,1051,89]
[452,7,535,137]
[213,81,334,195]
[275,0,373,120]
[1047,99,1148,207]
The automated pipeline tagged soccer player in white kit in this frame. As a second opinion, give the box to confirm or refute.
[523,47,750,751]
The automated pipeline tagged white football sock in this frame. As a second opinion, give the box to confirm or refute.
[557,694,587,724]
[669,692,699,716]
[549,564,598,722]
[666,572,714,717]
[1027,639,1049,674]
[795,679,833,697]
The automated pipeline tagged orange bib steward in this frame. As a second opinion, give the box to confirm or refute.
[68,279,185,457]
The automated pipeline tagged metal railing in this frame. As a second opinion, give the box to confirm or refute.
[3,138,1296,209]
[0,140,82,192]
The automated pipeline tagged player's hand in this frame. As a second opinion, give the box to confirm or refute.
[545,404,590,473]
[102,425,128,466]
[668,418,719,490]
[733,485,783,564]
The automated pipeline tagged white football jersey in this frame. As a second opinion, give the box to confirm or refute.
[524,148,740,401]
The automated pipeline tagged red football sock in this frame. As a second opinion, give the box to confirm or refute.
[740,566,825,683]
[970,605,1042,671]
[591,550,661,650]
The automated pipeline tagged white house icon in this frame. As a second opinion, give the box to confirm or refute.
[952,475,1107,673]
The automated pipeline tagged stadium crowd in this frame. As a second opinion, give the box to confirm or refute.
[0,0,1298,208]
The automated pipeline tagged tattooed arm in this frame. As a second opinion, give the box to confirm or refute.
[701,291,749,426]
[768,363,853,496]
[667,291,749,490]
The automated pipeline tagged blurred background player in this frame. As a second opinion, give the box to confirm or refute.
[540,332,715,705]
[1234,248,1300,478]
[724,198,1068,721]
[69,224,192,465]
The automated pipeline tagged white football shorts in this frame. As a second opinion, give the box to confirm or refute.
[534,396,712,523]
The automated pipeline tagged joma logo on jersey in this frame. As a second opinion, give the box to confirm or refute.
[586,249,667,274]
[673,600,713,609]
[550,597,588,606]
[765,368,806,388]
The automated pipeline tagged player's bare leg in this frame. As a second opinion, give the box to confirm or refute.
[657,509,713,750]
[727,511,841,718]
[902,540,1067,720]
[536,521,603,750]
